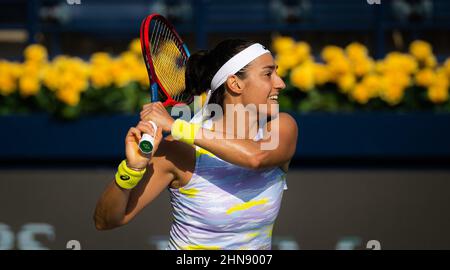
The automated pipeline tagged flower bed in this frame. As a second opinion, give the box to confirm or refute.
[0,40,150,119]
[273,37,450,113]
[1,38,449,120]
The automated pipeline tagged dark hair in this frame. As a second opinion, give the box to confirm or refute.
[185,39,256,108]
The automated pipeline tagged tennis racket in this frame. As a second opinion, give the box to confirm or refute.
[139,13,192,154]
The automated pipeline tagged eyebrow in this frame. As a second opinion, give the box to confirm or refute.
[262,65,277,70]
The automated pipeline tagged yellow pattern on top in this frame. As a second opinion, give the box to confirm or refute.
[226,198,269,215]
[265,224,274,237]
[184,245,221,250]
[245,231,261,240]
[179,187,199,198]
[195,147,216,158]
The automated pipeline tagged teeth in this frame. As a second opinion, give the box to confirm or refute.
[269,95,278,100]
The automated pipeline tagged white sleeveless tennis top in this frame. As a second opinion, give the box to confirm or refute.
[167,120,288,250]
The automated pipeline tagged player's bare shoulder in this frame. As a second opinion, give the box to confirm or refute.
[154,135,196,172]
[268,112,298,134]
[279,112,298,129]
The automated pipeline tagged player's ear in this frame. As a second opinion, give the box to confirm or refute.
[225,75,244,94]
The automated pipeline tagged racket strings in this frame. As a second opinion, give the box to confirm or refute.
[163,31,188,102]
[150,20,190,103]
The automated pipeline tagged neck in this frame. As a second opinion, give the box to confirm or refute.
[211,101,261,140]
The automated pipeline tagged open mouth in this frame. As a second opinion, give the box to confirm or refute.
[268,95,278,101]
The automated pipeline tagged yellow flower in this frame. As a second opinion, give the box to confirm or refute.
[90,52,112,66]
[375,60,385,74]
[136,62,150,88]
[409,40,432,61]
[8,62,23,78]
[415,68,435,87]
[293,42,311,64]
[327,56,351,81]
[321,45,345,62]
[399,73,411,89]
[351,83,370,104]
[70,57,90,78]
[352,57,374,77]
[382,52,418,75]
[381,84,404,105]
[444,58,450,77]
[89,53,114,88]
[61,70,85,93]
[51,55,70,73]
[139,72,150,87]
[361,74,381,98]
[22,61,41,77]
[40,55,90,95]
[272,36,296,54]
[337,73,356,93]
[129,38,142,55]
[0,61,19,96]
[19,76,40,97]
[433,69,449,89]
[70,76,89,93]
[120,51,140,67]
[24,44,48,63]
[119,51,145,83]
[56,86,81,106]
[424,55,437,68]
[111,59,132,87]
[290,61,315,92]
[276,53,299,71]
[379,73,408,105]
[390,71,411,89]
[42,65,58,91]
[345,42,368,61]
[427,85,448,103]
[0,75,16,96]
[404,55,419,74]
[91,65,112,89]
[313,63,330,85]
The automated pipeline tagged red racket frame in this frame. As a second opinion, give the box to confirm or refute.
[139,14,191,107]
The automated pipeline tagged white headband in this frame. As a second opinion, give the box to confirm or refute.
[210,43,271,91]
[190,43,271,124]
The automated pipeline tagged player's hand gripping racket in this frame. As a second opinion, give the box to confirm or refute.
[139,14,192,154]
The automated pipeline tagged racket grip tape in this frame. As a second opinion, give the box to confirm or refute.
[138,121,158,154]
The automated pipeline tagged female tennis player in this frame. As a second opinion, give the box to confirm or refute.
[94,39,298,250]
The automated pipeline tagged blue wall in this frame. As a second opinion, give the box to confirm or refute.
[2,112,450,161]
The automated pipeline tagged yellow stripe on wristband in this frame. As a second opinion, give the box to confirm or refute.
[115,159,146,189]
[171,119,201,145]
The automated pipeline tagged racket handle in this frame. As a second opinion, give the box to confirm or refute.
[138,121,158,154]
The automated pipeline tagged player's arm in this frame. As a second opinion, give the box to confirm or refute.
[93,154,173,230]
[194,112,298,169]
[141,104,298,170]
[94,136,175,230]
